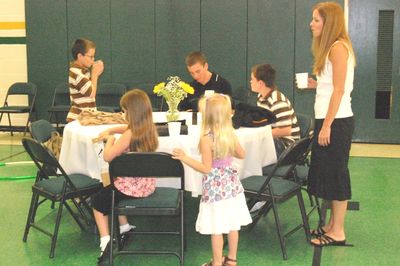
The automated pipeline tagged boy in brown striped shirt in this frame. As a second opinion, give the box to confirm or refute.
[67,38,104,122]
[250,64,300,157]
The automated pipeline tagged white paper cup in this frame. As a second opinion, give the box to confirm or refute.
[295,72,308,89]
[204,90,215,97]
[168,122,181,137]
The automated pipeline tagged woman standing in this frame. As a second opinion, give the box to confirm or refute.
[306,2,356,247]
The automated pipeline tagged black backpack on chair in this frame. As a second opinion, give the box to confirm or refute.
[232,103,276,129]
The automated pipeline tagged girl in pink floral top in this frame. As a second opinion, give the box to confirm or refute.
[172,94,252,266]
[91,89,158,263]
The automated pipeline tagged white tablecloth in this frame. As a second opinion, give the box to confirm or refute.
[59,112,277,196]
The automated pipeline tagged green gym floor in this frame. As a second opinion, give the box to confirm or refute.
[0,133,399,266]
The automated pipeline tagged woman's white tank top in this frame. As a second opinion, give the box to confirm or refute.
[315,41,355,119]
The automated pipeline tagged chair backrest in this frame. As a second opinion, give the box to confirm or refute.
[53,82,70,106]
[22,137,75,184]
[276,136,313,169]
[130,83,162,111]
[296,113,314,138]
[6,82,37,106]
[257,136,312,194]
[109,152,185,189]
[232,86,250,106]
[30,119,57,143]
[96,83,126,110]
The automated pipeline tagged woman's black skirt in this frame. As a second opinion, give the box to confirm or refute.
[308,116,354,200]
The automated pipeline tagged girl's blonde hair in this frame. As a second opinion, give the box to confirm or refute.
[120,89,158,152]
[311,2,356,75]
[200,94,239,159]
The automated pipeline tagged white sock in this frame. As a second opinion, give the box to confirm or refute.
[100,235,110,254]
[119,223,135,234]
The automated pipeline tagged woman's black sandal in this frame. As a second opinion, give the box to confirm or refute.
[310,227,326,237]
[311,234,353,247]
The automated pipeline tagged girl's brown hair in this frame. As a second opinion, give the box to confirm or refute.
[120,89,158,152]
[311,2,356,75]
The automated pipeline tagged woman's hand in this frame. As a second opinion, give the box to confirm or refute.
[308,78,318,89]
[172,148,186,161]
[318,125,331,146]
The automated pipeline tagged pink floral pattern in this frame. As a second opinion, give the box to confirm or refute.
[114,177,156,198]
[201,167,243,203]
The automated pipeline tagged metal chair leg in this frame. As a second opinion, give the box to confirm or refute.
[49,196,65,258]
[297,191,311,241]
[23,192,39,242]
[271,197,288,260]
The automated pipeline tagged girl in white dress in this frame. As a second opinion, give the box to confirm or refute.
[173,94,252,266]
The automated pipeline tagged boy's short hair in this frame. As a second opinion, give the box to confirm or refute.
[71,38,96,60]
[185,51,207,67]
[252,64,276,88]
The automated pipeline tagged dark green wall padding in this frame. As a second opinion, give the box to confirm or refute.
[28,0,341,120]
[25,0,400,143]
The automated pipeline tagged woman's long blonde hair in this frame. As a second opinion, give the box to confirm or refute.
[311,2,356,75]
[200,94,239,159]
[120,89,158,152]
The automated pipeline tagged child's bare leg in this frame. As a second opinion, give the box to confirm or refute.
[211,234,224,265]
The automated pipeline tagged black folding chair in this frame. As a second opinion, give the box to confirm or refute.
[108,152,185,266]
[21,138,102,258]
[296,113,314,138]
[48,83,70,130]
[96,83,126,112]
[262,113,321,223]
[242,136,312,260]
[130,83,162,111]
[0,82,37,135]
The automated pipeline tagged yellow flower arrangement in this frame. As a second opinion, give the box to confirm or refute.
[153,76,194,103]
[153,76,194,121]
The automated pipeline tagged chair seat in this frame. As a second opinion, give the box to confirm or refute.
[48,105,70,112]
[116,187,181,216]
[0,106,31,112]
[34,174,101,199]
[262,164,292,177]
[242,175,300,201]
[97,105,120,112]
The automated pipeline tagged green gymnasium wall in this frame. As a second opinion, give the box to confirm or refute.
[25,0,343,125]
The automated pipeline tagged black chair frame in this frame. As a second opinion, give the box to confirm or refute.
[96,83,126,112]
[243,136,312,260]
[0,82,37,135]
[48,82,70,130]
[21,137,102,258]
[108,152,185,266]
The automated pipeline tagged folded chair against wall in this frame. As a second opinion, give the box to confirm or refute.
[241,136,312,260]
[0,82,37,136]
[48,83,70,130]
[96,83,126,112]
[108,152,185,266]
[21,138,102,258]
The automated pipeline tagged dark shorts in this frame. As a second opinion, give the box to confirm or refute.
[91,186,133,215]
[308,117,354,200]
